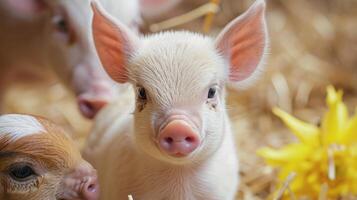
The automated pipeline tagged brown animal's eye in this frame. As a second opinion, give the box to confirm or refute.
[208,87,217,99]
[9,165,36,182]
[138,87,147,100]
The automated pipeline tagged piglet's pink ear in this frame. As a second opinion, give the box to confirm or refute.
[139,0,181,18]
[3,0,47,18]
[215,0,268,83]
[91,1,139,83]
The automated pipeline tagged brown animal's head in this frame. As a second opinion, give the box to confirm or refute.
[0,114,99,200]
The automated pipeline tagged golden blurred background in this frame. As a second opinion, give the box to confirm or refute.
[2,0,357,199]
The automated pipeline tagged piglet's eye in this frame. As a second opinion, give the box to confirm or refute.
[9,165,36,181]
[138,87,147,100]
[53,15,69,34]
[52,13,76,45]
[208,87,217,99]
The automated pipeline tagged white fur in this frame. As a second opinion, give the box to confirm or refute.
[0,114,45,141]
[85,100,238,200]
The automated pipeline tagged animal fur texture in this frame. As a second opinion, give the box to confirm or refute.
[0,114,99,200]
[84,0,268,199]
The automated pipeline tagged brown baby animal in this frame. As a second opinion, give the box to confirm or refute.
[0,114,99,200]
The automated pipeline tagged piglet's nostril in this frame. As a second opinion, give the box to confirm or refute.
[78,98,108,119]
[164,137,173,144]
[185,136,194,142]
[81,100,94,111]
[87,183,96,192]
[80,176,100,200]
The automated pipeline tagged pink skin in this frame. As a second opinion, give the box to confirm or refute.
[59,163,100,200]
[158,120,200,157]
[78,97,108,119]
[77,81,116,119]
[72,62,119,119]
[155,110,202,158]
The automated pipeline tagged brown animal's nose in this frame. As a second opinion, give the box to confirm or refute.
[78,97,108,119]
[81,175,100,200]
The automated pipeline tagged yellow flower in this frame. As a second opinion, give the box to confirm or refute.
[258,86,357,199]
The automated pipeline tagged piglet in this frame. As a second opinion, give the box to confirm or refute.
[84,0,268,199]
[0,114,100,200]
[0,0,181,119]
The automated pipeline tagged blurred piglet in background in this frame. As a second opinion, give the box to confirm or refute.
[0,0,181,119]
[84,0,267,199]
[0,114,99,200]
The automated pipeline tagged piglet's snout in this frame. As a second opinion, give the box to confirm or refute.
[60,162,100,200]
[158,120,200,157]
[77,163,100,200]
[80,175,100,200]
[77,81,115,119]
[78,97,108,119]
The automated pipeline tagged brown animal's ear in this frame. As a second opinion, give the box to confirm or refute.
[91,0,139,83]
[215,0,268,84]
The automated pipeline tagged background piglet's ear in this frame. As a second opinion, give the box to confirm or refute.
[91,1,139,83]
[215,0,268,86]
[139,0,181,18]
[2,0,48,18]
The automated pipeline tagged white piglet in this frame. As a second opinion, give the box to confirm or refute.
[0,0,180,119]
[85,0,268,199]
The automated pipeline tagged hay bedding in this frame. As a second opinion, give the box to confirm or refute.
[2,0,357,199]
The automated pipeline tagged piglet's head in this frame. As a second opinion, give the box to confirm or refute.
[0,114,99,200]
[91,0,268,164]
[2,0,119,119]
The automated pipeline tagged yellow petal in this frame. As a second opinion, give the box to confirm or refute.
[290,175,317,197]
[260,86,357,198]
[340,109,357,144]
[321,86,348,144]
[273,107,319,145]
[326,85,343,107]
[257,144,310,166]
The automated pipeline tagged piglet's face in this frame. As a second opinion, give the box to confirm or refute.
[51,0,121,119]
[128,34,228,163]
[91,0,267,164]
[0,114,99,200]
[3,0,119,119]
